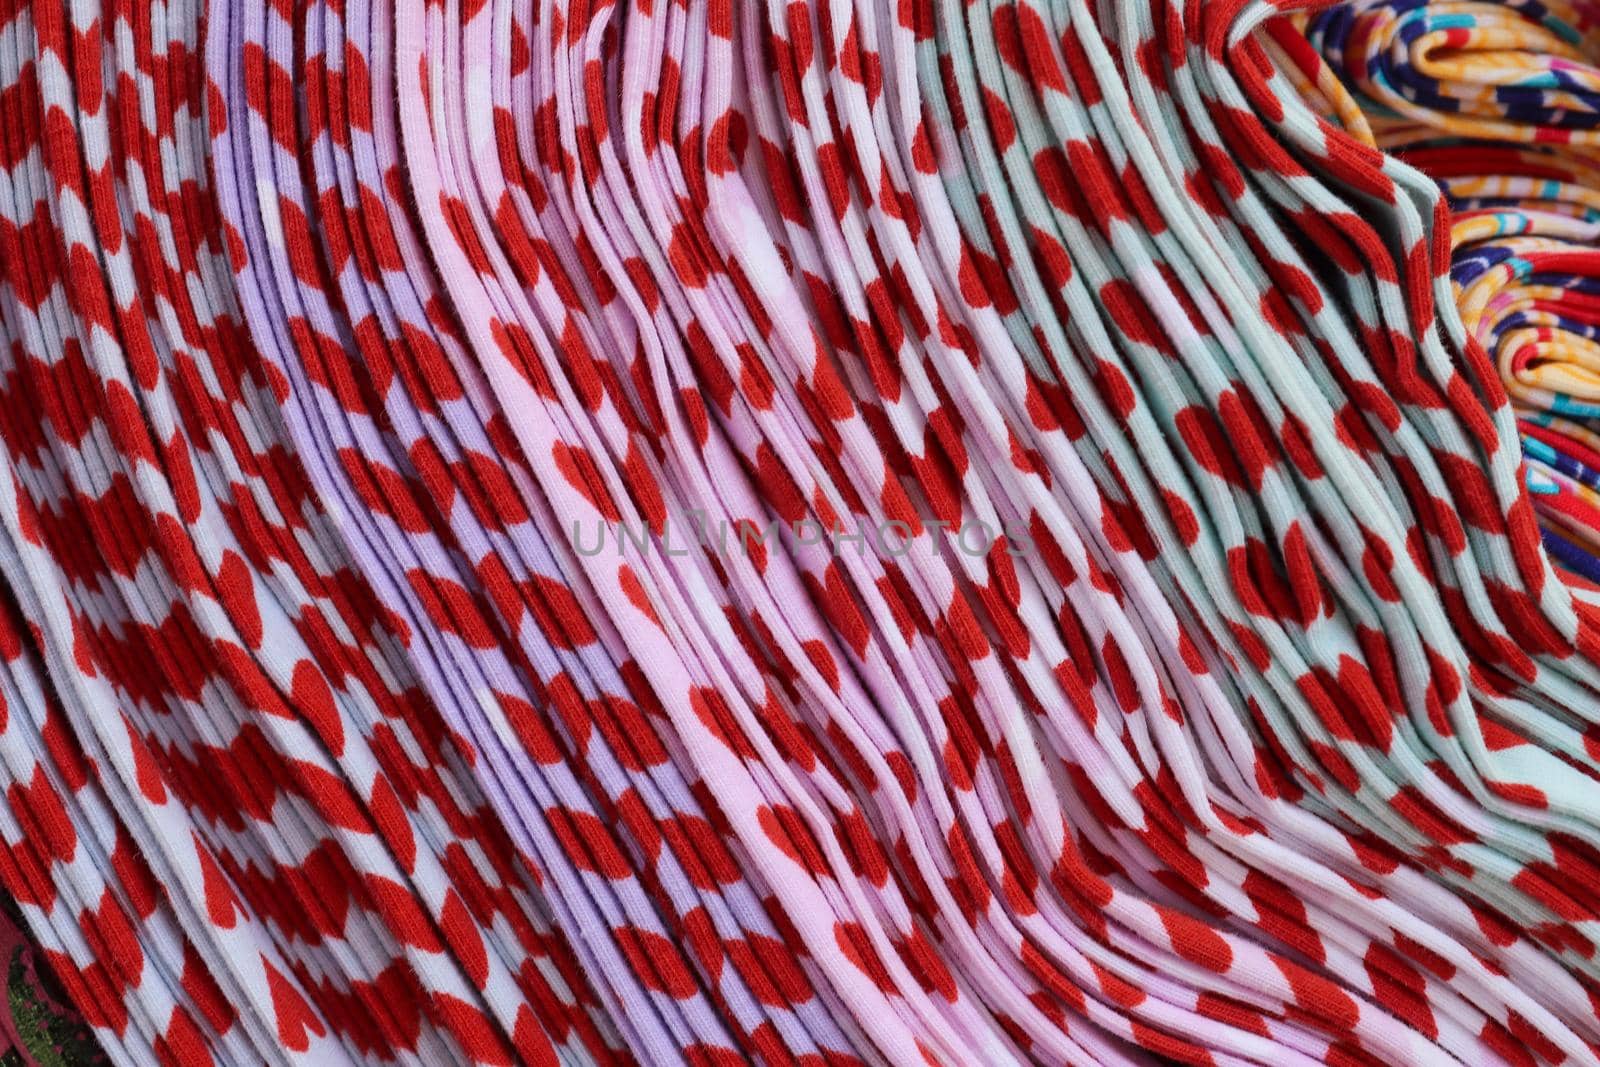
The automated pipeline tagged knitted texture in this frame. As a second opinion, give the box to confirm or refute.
[0,0,1599,1062]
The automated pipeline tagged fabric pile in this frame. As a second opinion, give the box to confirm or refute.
[1305,0,1600,569]
[1,0,1600,1062]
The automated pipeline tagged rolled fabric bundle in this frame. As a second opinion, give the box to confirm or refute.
[0,0,1599,1065]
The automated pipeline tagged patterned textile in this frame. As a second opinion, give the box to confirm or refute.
[1305,0,1600,559]
[0,0,1599,1062]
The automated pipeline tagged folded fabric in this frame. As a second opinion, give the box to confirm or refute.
[1306,0,1600,555]
[0,0,1599,1063]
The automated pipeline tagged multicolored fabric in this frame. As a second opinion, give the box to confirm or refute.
[2,0,1600,1061]
[1304,0,1600,561]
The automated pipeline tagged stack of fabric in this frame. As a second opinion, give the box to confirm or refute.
[0,0,1599,1061]
[1305,0,1600,572]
